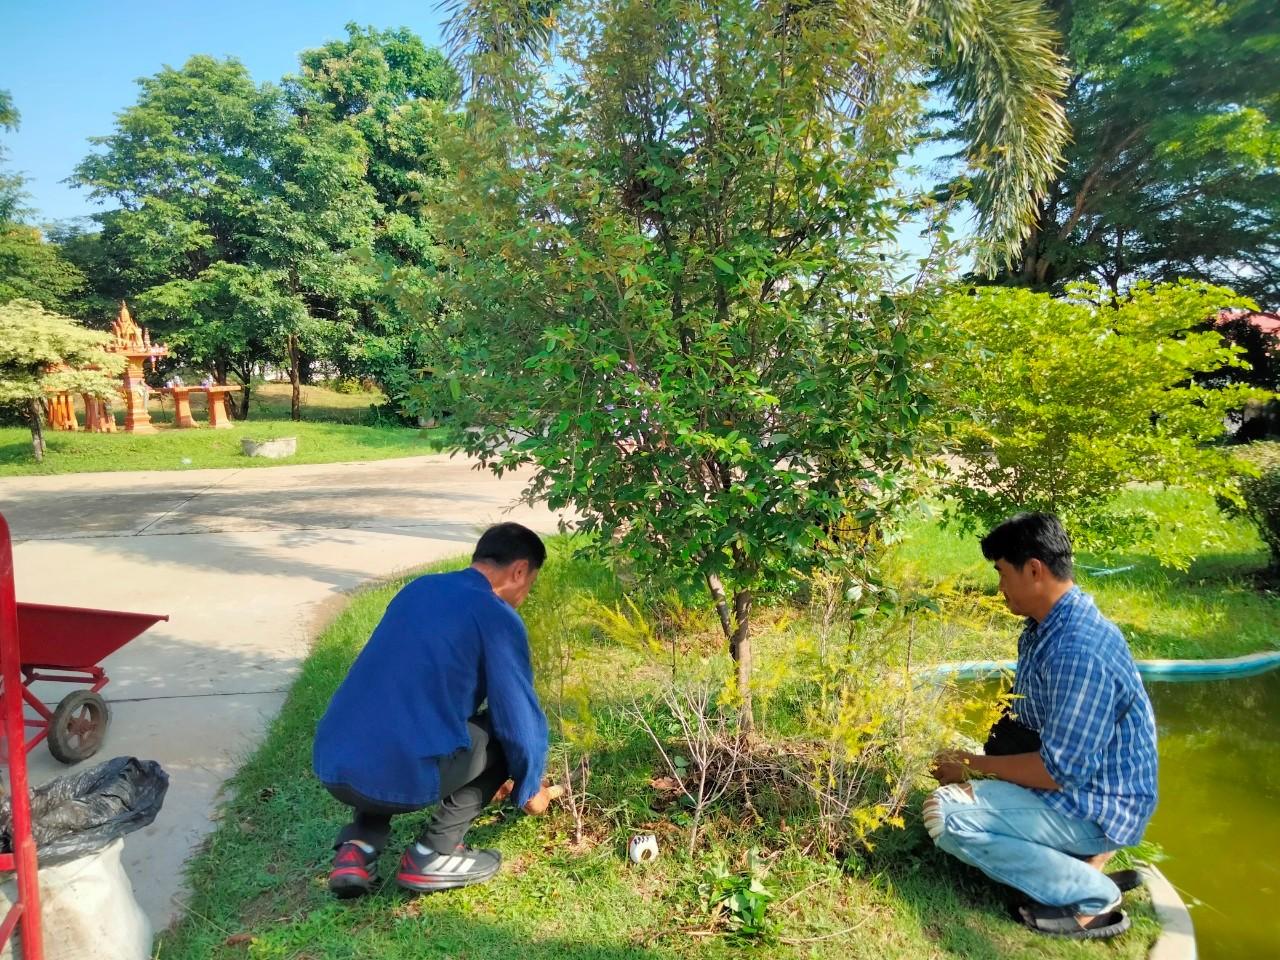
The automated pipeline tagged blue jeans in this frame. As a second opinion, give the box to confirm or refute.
[924,779,1122,914]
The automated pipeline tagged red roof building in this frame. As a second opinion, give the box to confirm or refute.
[1217,309,1280,339]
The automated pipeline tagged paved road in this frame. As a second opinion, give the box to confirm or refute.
[0,455,568,930]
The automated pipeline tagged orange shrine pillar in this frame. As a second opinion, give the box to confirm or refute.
[170,387,197,428]
[122,358,156,434]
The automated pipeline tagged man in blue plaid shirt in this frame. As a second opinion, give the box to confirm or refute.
[924,513,1158,941]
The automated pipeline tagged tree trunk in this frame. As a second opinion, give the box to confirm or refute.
[706,573,733,641]
[1018,226,1042,286]
[729,588,754,731]
[235,364,252,420]
[288,334,301,422]
[27,398,45,463]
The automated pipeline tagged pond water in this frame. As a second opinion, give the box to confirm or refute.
[965,667,1279,958]
[1143,667,1280,960]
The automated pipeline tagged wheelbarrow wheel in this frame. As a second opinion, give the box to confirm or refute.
[48,690,111,764]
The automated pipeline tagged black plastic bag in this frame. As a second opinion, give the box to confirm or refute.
[0,756,168,865]
[984,712,1042,756]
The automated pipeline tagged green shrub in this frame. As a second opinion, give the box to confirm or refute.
[328,376,364,394]
[362,400,415,428]
[937,281,1269,568]
[1233,441,1280,571]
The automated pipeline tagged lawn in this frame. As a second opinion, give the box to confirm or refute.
[159,539,1169,960]
[1,383,449,476]
[886,488,1278,662]
[160,486,1277,959]
[236,382,403,425]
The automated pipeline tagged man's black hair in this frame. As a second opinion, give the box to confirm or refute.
[980,512,1074,580]
[472,522,547,569]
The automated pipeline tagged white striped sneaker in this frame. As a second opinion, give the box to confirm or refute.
[395,842,502,892]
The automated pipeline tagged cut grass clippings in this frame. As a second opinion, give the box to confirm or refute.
[160,541,1166,960]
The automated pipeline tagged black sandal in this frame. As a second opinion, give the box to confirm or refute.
[1018,903,1131,940]
[1107,868,1144,893]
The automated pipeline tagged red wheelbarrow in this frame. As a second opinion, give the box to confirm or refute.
[15,602,168,764]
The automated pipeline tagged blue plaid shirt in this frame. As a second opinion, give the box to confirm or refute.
[1009,587,1158,846]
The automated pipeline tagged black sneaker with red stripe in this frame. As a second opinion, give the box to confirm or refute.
[329,841,377,899]
[395,842,501,892]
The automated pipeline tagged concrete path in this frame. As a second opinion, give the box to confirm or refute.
[0,455,569,931]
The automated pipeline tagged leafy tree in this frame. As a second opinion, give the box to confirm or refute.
[1212,311,1280,394]
[989,0,1280,303]
[426,0,1069,722]
[288,25,459,409]
[0,91,17,131]
[0,91,85,313]
[73,58,284,286]
[252,101,380,418]
[135,262,310,402]
[1227,442,1280,573]
[71,58,287,414]
[0,89,24,224]
[0,299,124,461]
[0,224,86,311]
[45,222,126,325]
[937,281,1271,566]
[72,57,381,418]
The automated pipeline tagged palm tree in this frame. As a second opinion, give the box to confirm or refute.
[438,0,1069,268]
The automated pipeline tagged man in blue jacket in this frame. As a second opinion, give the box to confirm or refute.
[313,522,552,898]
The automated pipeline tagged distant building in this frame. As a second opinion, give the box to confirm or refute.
[1216,310,1280,440]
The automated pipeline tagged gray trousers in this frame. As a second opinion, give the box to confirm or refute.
[329,712,509,854]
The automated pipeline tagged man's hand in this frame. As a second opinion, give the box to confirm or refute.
[521,782,566,815]
[522,784,554,815]
[491,779,514,804]
[929,750,1061,791]
[930,750,974,785]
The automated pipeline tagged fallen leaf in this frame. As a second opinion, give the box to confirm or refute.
[650,776,681,792]
[224,934,253,946]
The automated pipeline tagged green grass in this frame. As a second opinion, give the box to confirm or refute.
[161,544,1161,960]
[2,383,448,476]
[238,381,401,425]
[885,489,1278,662]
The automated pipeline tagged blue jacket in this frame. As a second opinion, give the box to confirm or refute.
[313,567,549,809]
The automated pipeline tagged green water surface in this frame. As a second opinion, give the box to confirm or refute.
[1144,669,1280,960]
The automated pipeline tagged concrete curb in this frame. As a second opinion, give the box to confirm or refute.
[925,649,1280,682]
[1142,864,1196,960]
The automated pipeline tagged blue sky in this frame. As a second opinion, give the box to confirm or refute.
[0,0,447,223]
[0,1,954,265]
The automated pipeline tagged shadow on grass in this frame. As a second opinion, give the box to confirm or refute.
[854,794,1024,958]
[886,866,1024,959]
[0,440,36,466]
